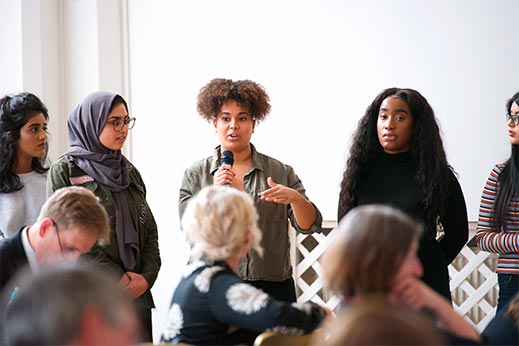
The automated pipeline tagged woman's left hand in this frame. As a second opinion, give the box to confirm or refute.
[122,271,149,299]
[260,177,298,204]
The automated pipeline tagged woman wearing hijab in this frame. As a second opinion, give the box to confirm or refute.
[47,92,161,342]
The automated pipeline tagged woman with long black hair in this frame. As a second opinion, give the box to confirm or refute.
[338,87,468,301]
[0,93,49,238]
[476,91,519,313]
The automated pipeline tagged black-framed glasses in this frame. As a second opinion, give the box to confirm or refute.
[110,116,136,132]
[506,113,519,127]
[53,221,66,260]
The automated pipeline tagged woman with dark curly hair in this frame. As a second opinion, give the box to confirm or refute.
[0,92,49,238]
[476,91,519,313]
[338,87,468,301]
[179,78,322,302]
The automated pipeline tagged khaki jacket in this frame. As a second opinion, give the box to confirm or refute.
[47,155,161,308]
[179,144,322,282]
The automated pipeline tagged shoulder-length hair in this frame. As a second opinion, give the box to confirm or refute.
[182,185,263,262]
[338,87,453,231]
[323,205,423,296]
[493,91,519,231]
[0,93,49,193]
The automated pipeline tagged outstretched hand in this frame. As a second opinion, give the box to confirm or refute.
[260,177,298,205]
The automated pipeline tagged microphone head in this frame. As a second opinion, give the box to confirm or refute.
[221,150,234,167]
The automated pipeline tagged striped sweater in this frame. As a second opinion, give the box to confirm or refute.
[476,164,519,274]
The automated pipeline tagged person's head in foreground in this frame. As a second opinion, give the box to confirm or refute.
[182,184,263,267]
[322,205,481,343]
[316,295,445,345]
[4,265,139,346]
[323,204,423,298]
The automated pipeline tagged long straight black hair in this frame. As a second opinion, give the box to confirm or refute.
[493,91,519,230]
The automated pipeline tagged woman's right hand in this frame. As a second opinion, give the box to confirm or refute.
[213,165,235,186]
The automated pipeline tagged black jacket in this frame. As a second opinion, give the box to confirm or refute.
[0,228,29,290]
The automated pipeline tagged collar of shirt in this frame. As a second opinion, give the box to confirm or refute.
[21,226,39,273]
[209,143,265,175]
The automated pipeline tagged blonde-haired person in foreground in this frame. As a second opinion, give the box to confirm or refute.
[161,185,327,345]
[321,205,480,344]
[0,186,111,290]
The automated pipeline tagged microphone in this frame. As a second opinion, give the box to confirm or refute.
[220,150,234,186]
[221,150,234,167]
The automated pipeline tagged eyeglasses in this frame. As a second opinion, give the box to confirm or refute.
[109,116,136,132]
[53,221,67,261]
[506,113,519,127]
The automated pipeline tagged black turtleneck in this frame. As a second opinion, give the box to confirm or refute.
[356,151,425,224]
[350,151,469,301]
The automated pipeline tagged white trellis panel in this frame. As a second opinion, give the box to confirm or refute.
[449,244,498,331]
[291,221,498,331]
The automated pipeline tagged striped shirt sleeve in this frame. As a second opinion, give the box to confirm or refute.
[476,164,519,255]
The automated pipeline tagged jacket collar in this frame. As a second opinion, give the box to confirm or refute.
[209,143,264,175]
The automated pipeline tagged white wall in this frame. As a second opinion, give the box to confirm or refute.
[0,0,130,162]
[2,0,518,342]
[0,0,23,94]
[127,0,519,340]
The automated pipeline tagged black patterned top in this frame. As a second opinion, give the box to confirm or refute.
[161,259,326,345]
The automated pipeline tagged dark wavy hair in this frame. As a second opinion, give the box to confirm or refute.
[0,92,49,193]
[492,91,519,231]
[197,78,271,122]
[338,88,453,231]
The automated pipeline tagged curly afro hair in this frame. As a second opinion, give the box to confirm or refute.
[197,79,271,122]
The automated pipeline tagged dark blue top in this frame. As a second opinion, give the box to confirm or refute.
[160,259,325,345]
[0,228,28,290]
[482,295,519,345]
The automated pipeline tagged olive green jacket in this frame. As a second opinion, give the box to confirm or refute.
[47,155,161,308]
[179,144,322,282]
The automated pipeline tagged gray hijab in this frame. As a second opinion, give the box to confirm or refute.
[65,91,138,271]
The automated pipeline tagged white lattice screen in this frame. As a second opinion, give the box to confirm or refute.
[290,221,498,331]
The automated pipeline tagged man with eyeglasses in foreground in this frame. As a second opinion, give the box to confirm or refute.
[0,186,110,291]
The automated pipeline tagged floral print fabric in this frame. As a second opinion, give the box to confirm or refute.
[161,260,325,345]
